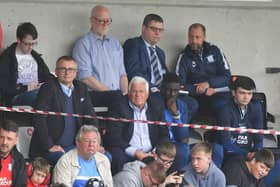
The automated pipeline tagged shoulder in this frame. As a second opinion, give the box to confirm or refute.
[124,36,142,45]
[73,79,88,90]
[209,162,225,179]
[12,147,25,162]
[95,152,110,164]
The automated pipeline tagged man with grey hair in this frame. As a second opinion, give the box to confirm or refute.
[104,76,170,174]
[53,125,113,187]
[72,5,128,107]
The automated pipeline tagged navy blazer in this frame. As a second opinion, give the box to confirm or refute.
[123,36,167,87]
[104,96,170,150]
[29,78,98,158]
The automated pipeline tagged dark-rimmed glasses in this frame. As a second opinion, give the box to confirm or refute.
[92,16,112,25]
[56,67,77,73]
[147,26,164,33]
[21,40,38,47]
[158,155,174,165]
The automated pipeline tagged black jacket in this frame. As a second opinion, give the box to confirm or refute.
[104,96,170,149]
[0,42,53,105]
[0,147,27,187]
[29,78,98,158]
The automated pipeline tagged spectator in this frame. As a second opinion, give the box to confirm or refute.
[29,56,98,165]
[73,5,128,107]
[217,76,263,160]
[176,23,231,115]
[0,120,27,186]
[113,160,166,187]
[181,142,225,187]
[27,157,51,187]
[53,125,113,187]
[0,22,53,106]
[223,148,274,187]
[104,76,170,174]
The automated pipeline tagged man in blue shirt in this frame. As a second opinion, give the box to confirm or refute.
[72,5,128,107]
[176,23,231,115]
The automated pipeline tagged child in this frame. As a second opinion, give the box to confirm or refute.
[27,157,51,187]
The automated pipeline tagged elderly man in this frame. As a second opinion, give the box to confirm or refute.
[0,120,27,186]
[53,125,113,187]
[176,23,231,115]
[104,76,170,174]
[72,5,128,107]
[29,56,98,165]
[0,22,53,106]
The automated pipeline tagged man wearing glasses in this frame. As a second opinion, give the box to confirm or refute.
[29,56,98,165]
[123,13,166,92]
[72,5,128,107]
[0,22,53,106]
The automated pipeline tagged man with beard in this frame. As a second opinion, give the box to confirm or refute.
[176,23,231,115]
[0,120,26,186]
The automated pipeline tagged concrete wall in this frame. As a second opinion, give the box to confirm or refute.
[1,0,280,116]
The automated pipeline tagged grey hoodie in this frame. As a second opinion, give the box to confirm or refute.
[113,161,146,187]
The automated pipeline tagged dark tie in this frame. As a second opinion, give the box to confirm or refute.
[149,46,162,86]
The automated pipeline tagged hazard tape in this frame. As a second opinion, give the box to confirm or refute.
[0,106,279,135]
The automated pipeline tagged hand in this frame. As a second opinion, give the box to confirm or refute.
[27,82,41,91]
[151,87,160,93]
[247,152,256,160]
[164,172,183,185]
[135,150,153,161]
[195,82,209,94]
[166,98,178,116]
[49,145,64,152]
[205,88,216,96]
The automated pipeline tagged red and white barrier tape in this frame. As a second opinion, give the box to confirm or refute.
[0,106,279,135]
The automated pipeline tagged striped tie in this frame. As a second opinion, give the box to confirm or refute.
[149,46,162,86]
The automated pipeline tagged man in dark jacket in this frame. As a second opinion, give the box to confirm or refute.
[104,76,170,175]
[0,22,53,106]
[0,120,27,187]
[29,56,98,165]
[176,23,231,115]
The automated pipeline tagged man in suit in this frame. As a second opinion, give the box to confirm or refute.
[123,14,198,119]
[104,76,170,174]
[29,56,98,165]
[123,13,166,91]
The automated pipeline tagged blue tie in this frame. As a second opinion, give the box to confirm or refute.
[149,46,162,86]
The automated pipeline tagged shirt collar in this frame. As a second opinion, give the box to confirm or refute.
[59,82,74,97]
[129,101,148,113]
[142,37,156,49]
[90,31,110,41]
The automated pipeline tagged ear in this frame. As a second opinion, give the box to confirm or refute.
[27,164,33,177]
[42,172,51,185]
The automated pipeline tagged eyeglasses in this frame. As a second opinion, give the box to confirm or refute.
[56,67,77,73]
[147,26,164,33]
[21,40,38,47]
[158,155,174,165]
[92,16,112,25]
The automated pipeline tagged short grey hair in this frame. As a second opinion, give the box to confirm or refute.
[75,125,101,144]
[128,76,149,93]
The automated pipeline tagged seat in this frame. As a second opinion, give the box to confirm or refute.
[16,126,34,159]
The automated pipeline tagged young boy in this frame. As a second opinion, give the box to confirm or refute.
[27,157,51,187]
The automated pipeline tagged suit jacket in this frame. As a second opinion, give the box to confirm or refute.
[123,36,167,87]
[29,78,98,158]
[104,96,170,150]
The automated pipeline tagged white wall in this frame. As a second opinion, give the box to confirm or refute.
[1,0,280,116]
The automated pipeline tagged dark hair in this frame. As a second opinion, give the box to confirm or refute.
[231,76,256,91]
[16,22,38,40]
[0,120,19,133]
[162,73,180,84]
[254,149,275,169]
[188,23,206,35]
[143,14,163,27]
[56,56,76,67]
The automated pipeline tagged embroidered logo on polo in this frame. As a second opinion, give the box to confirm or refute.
[191,61,196,68]
[206,55,214,64]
